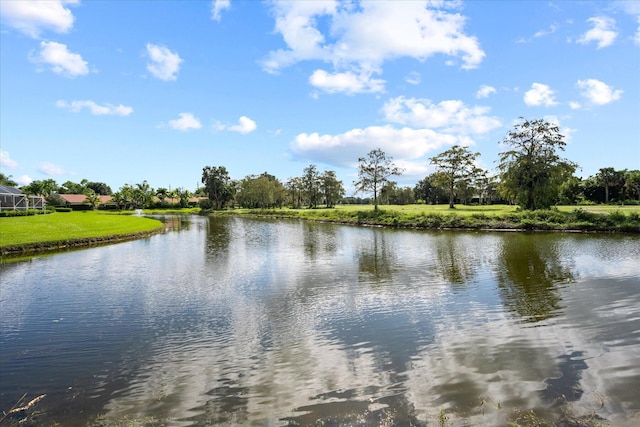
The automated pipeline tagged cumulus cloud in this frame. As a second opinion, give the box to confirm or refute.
[0,0,78,38]
[211,0,230,21]
[30,40,88,77]
[56,100,133,116]
[38,162,65,175]
[291,125,464,169]
[381,96,502,135]
[0,150,19,169]
[146,43,183,81]
[16,175,33,186]
[476,85,497,99]
[167,113,202,131]
[578,16,617,48]
[576,79,622,105]
[229,116,257,134]
[216,116,257,134]
[309,69,385,94]
[262,1,484,93]
[524,83,557,107]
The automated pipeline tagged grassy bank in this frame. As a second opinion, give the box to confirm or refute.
[212,204,640,233]
[0,211,164,255]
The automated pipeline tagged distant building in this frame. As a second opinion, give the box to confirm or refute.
[58,194,113,209]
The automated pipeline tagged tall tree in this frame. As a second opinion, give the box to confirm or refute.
[156,187,170,206]
[430,145,480,209]
[285,177,304,208]
[86,181,113,195]
[354,148,403,210]
[624,170,640,201]
[202,166,234,209]
[497,118,577,210]
[595,167,622,204]
[302,164,321,208]
[320,170,345,208]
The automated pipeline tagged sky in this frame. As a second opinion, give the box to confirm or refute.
[1,0,639,194]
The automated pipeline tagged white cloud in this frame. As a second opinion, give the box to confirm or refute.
[405,71,421,85]
[211,0,230,21]
[290,125,464,172]
[569,101,582,110]
[146,43,183,81]
[30,40,88,77]
[0,151,19,169]
[38,162,65,175]
[309,69,385,94]
[476,85,496,99]
[524,83,558,107]
[168,113,202,131]
[0,0,78,38]
[576,79,623,105]
[56,100,133,116]
[262,1,484,93]
[216,116,257,134]
[635,17,640,46]
[578,16,617,48]
[381,96,502,135]
[534,23,558,38]
[16,175,33,186]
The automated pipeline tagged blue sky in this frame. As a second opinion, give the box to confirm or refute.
[1,0,639,193]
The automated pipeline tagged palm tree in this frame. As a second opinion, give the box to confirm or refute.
[156,187,169,206]
[84,190,101,210]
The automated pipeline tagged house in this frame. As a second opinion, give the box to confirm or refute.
[0,185,45,211]
[58,194,113,209]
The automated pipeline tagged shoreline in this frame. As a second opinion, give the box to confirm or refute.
[0,228,164,257]
[211,209,640,234]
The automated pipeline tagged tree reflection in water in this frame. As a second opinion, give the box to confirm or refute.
[496,234,575,323]
[357,229,396,286]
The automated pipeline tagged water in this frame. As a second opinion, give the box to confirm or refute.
[1,215,639,426]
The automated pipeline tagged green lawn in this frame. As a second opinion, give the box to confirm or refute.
[0,211,163,248]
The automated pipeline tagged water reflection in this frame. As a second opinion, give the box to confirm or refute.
[433,233,478,285]
[356,229,396,285]
[1,217,639,426]
[495,234,575,323]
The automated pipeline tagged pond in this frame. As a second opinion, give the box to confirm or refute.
[1,215,639,426]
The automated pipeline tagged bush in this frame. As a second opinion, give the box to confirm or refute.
[0,209,49,217]
[55,207,72,212]
[199,199,213,209]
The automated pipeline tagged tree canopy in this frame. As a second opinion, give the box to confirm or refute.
[202,166,234,209]
[354,148,403,210]
[497,118,577,210]
[430,145,480,209]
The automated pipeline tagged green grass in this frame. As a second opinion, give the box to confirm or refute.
[214,204,640,232]
[0,211,163,249]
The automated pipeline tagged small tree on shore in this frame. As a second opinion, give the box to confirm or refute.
[430,145,480,209]
[354,148,403,210]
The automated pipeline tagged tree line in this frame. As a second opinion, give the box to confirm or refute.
[2,118,638,211]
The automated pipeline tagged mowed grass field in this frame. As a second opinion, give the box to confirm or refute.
[0,211,163,248]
